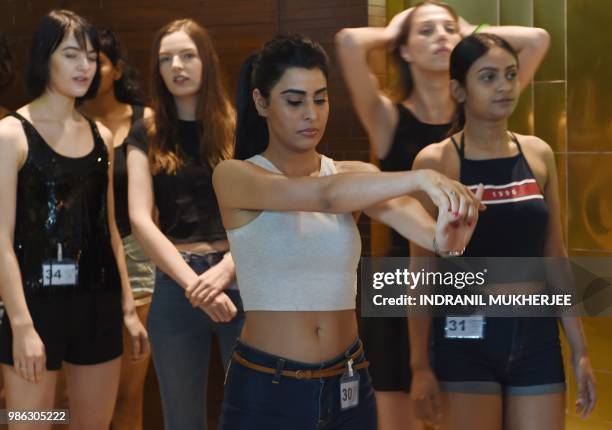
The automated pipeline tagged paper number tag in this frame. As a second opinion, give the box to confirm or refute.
[445,316,485,339]
[42,261,78,286]
[340,376,359,410]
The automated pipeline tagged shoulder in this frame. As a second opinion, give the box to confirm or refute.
[413,137,457,169]
[514,133,553,157]
[335,160,380,174]
[513,133,554,167]
[143,107,154,120]
[0,115,27,164]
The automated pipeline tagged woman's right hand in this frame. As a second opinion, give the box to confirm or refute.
[411,366,442,425]
[385,7,414,40]
[199,292,237,323]
[12,323,46,383]
[417,169,485,220]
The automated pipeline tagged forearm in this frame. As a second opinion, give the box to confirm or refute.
[560,316,588,358]
[109,225,136,314]
[324,170,425,213]
[481,25,548,52]
[409,316,433,369]
[0,248,33,328]
[336,27,394,55]
[366,196,436,251]
[130,217,197,289]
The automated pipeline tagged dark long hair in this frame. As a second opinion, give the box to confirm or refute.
[448,33,519,135]
[147,19,234,175]
[0,32,14,90]
[391,1,458,101]
[26,9,100,101]
[234,34,330,160]
[98,28,146,106]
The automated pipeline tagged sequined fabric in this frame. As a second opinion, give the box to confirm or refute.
[9,112,120,296]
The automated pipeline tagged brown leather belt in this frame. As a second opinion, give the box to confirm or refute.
[232,343,369,380]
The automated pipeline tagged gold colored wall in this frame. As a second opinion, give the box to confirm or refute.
[384,1,612,427]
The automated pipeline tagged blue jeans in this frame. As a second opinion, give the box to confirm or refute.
[148,251,244,430]
[220,339,377,430]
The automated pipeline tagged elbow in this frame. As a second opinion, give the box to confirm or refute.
[533,27,551,51]
[335,29,358,52]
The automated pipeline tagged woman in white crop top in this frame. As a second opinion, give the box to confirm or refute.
[214,34,484,430]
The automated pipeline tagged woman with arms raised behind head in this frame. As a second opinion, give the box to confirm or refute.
[336,3,549,427]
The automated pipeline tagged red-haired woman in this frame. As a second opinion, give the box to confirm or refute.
[126,19,242,430]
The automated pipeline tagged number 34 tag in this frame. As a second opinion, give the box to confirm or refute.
[42,260,78,287]
[340,358,360,410]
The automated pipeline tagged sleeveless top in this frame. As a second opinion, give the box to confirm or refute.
[113,105,144,238]
[226,154,362,311]
[451,133,549,257]
[9,112,120,296]
[126,119,227,244]
[379,104,452,256]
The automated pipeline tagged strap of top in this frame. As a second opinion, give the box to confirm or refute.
[452,132,523,159]
[131,105,145,124]
[450,133,465,159]
[509,132,523,154]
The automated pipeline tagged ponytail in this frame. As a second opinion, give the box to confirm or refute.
[234,54,269,160]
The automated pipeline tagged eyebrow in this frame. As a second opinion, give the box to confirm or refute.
[280,88,328,96]
[62,45,96,54]
[477,65,517,73]
[158,48,197,56]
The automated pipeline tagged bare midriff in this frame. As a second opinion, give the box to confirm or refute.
[175,239,229,254]
[240,310,358,363]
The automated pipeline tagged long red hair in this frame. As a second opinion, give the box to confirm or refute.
[147,19,234,174]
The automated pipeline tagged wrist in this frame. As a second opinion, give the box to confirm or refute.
[411,361,432,372]
[11,319,35,333]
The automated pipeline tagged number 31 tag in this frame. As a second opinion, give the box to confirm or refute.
[340,358,360,410]
[445,316,485,339]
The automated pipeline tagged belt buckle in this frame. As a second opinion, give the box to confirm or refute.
[295,369,305,379]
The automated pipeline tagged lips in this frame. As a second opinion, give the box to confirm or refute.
[173,75,189,84]
[299,128,319,138]
[434,46,451,54]
[493,98,515,104]
[72,76,90,85]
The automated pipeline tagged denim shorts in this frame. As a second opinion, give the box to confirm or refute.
[432,317,566,395]
[220,339,377,430]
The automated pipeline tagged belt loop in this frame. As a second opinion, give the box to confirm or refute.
[272,358,286,384]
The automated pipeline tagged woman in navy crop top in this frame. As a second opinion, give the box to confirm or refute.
[336,4,550,427]
[126,19,243,430]
[215,34,484,430]
[79,28,152,430]
[409,34,596,430]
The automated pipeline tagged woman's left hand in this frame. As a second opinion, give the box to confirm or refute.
[573,353,597,418]
[433,184,484,255]
[123,309,150,362]
[185,257,235,308]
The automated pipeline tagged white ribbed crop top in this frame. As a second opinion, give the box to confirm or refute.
[226,154,362,311]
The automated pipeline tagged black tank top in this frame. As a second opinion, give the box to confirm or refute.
[9,112,120,296]
[451,133,549,257]
[113,105,144,238]
[379,104,452,256]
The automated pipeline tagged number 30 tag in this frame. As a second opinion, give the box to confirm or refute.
[340,358,360,410]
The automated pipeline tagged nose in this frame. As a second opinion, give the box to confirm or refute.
[303,100,318,121]
[497,77,513,93]
[435,24,448,40]
[76,54,90,71]
[171,55,183,71]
